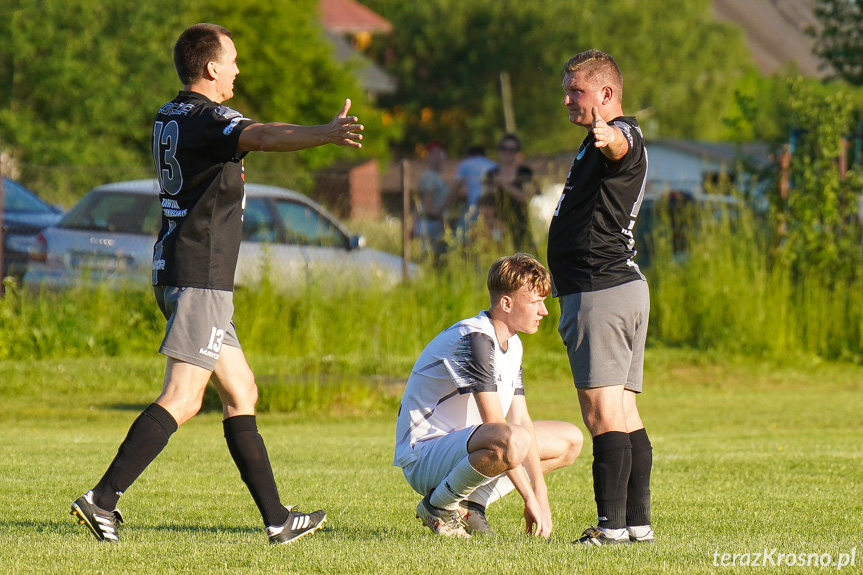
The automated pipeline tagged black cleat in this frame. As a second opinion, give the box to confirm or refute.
[71,491,124,542]
[267,506,327,544]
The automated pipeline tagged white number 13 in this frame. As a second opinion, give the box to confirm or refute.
[207,327,225,353]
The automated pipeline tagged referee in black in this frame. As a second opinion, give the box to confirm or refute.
[71,23,363,544]
[547,50,654,545]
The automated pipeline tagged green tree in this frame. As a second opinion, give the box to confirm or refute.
[771,78,862,280]
[0,0,395,204]
[0,1,184,202]
[363,0,754,155]
[811,0,863,85]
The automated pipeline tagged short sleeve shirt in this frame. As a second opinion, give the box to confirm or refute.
[393,311,524,468]
[151,91,256,290]
[547,116,648,295]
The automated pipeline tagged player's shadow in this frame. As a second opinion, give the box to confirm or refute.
[18,518,296,540]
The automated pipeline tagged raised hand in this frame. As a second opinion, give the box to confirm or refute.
[330,98,364,148]
[591,106,616,148]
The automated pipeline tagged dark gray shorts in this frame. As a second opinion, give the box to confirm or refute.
[154,286,240,371]
[557,280,650,392]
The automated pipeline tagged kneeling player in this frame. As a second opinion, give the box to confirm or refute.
[393,253,583,537]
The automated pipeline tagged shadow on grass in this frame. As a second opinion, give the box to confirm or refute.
[14,518,273,539]
[96,374,405,415]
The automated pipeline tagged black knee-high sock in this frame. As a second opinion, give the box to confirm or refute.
[627,428,652,526]
[223,415,289,528]
[591,431,632,530]
[92,403,178,510]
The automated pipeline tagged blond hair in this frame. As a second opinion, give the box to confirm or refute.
[487,253,551,304]
[563,49,623,101]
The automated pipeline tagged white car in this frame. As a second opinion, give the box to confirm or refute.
[25,179,413,291]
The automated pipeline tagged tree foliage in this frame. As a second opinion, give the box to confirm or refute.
[811,0,863,85]
[363,0,755,155]
[774,79,863,280]
[0,0,394,204]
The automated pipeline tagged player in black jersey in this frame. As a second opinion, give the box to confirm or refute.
[71,23,363,544]
[547,50,654,546]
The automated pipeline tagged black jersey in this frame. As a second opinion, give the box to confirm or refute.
[547,116,648,296]
[151,91,256,290]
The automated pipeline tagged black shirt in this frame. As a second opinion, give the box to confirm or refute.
[547,116,648,295]
[151,91,256,290]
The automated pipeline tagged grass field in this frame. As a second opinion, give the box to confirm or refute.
[1,349,861,574]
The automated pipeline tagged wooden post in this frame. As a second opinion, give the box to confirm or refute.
[500,71,516,134]
[401,159,411,282]
[839,136,848,180]
[0,168,4,284]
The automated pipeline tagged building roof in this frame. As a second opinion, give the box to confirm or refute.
[649,139,773,169]
[325,30,397,95]
[319,0,392,34]
[713,0,827,77]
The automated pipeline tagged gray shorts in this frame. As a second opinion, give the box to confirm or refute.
[154,286,240,371]
[557,279,649,392]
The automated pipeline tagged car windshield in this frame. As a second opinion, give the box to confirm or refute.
[61,191,161,235]
[275,200,347,248]
[2,179,57,214]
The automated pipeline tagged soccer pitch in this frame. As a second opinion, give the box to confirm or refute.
[0,352,860,574]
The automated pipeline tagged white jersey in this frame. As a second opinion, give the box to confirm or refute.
[393,311,524,468]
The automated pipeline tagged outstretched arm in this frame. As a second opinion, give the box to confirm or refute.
[238,99,364,152]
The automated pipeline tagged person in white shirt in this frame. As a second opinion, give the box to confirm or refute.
[452,145,496,229]
[394,253,583,537]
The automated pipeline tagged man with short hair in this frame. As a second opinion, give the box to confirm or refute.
[394,253,583,538]
[71,22,364,545]
[548,49,654,546]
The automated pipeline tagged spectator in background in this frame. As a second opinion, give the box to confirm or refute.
[413,141,450,260]
[483,134,539,253]
[471,193,507,251]
[452,145,496,232]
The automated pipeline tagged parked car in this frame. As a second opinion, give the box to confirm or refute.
[24,179,413,291]
[2,178,64,282]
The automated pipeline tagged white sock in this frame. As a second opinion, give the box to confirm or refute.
[429,456,491,511]
[627,524,652,537]
[598,526,627,539]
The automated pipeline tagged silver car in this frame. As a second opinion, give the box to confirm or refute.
[25,179,413,290]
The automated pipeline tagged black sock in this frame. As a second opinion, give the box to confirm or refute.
[92,403,178,510]
[591,431,632,530]
[627,428,652,526]
[223,415,289,528]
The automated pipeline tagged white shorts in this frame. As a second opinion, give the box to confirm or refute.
[402,426,516,506]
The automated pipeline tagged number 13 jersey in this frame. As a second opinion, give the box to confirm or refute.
[151,91,256,291]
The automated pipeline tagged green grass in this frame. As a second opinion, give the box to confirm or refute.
[1,350,861,574]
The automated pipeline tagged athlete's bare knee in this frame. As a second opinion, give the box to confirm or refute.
[561,425,584,466]
[501,424,531,469]
[158,395,203,426]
